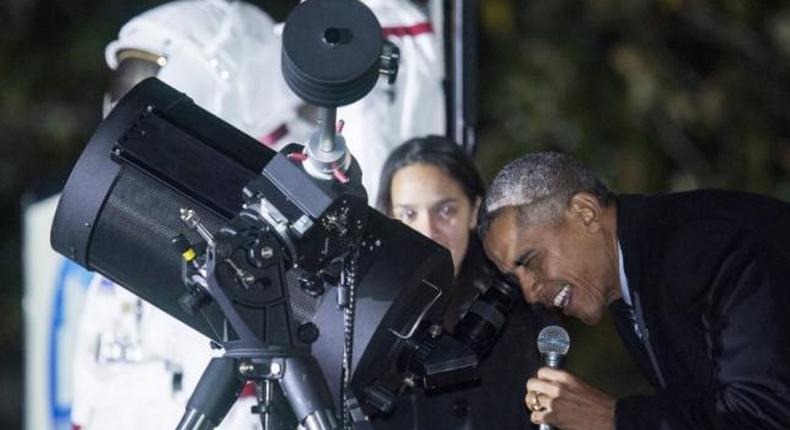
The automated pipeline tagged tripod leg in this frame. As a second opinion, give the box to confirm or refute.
[176,357,245,430]
[279,356,339,430]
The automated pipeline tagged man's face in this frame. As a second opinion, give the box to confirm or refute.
[482,205,618,325]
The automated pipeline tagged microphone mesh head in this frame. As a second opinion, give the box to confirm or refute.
[537,325,570,355]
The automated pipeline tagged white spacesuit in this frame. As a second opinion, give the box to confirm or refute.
[71,0,445,429]
[71,2,306,429]
[342,0,446,201]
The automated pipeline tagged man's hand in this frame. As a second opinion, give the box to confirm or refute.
[525,367,616,430]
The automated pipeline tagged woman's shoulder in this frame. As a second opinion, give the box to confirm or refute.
[455,235,498,291]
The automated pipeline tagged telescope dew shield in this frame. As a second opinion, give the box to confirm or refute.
[50,78,273,339]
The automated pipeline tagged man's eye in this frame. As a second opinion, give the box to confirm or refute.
[517,254,535,269]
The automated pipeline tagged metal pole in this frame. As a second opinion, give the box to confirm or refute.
[257,379,297,430]
[451,0,478,156]
[318,107,337,153]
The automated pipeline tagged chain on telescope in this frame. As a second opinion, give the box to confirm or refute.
[339,247,359,430]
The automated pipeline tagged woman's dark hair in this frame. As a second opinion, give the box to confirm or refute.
[376,135,485,214]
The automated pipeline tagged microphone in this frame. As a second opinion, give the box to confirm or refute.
[537,325,570,368]
[536,325,570,430]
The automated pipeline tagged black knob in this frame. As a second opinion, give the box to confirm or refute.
[178,288,210,316]
[297,322,320,344]
[282,0,383,107]
[379,41,400,85]
[170,234,192,253]
[299,274,326,297]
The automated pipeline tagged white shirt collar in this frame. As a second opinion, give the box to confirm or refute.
[618,241,632,306]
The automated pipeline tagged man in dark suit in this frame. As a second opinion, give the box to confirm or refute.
[477,151,790,430]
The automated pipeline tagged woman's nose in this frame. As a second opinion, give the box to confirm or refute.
[414,213,442,241]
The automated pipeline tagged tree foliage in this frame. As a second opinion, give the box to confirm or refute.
[478,0,790,198]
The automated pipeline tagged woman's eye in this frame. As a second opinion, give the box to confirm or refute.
[397,209,416,221]
[438,204,457,218]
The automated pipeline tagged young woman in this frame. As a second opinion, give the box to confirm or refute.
[375,136,553,429]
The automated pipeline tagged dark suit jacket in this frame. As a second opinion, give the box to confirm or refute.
[612,190,790,430]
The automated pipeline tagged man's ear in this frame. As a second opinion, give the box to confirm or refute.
[469,197,482,230]
[568,192,602,232]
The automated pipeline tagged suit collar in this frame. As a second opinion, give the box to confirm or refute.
[617,242,632,306]
[615,194,650,301]
[613,194,668,389]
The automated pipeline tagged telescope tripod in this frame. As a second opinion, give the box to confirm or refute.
[176,353,338,430]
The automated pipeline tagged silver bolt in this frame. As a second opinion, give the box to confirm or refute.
[403,374,416,388]
[270,362,282,376]
[239,362,255,375]
[428,324,442,338]
[260,246,274,259]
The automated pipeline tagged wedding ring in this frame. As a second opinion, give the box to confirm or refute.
[526,390,544,412]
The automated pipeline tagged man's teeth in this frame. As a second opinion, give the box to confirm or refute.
[553,284,571,309]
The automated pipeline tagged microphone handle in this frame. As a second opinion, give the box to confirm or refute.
[544,352,564,369]
[539,353,565,430]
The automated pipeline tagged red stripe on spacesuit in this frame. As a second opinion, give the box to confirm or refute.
[240,381,256,398]
[259,123,289,147]
[382,22,433,37]
[71,425,81,430]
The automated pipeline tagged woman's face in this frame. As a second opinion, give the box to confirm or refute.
[389,163,479,275]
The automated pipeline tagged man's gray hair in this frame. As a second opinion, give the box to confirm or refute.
[478,152,611,239]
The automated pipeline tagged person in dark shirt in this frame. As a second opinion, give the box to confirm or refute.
[374,136,552,429]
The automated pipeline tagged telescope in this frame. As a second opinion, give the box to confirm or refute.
[51,1,520,429]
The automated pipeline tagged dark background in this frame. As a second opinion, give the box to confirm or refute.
[3,0,790,428]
